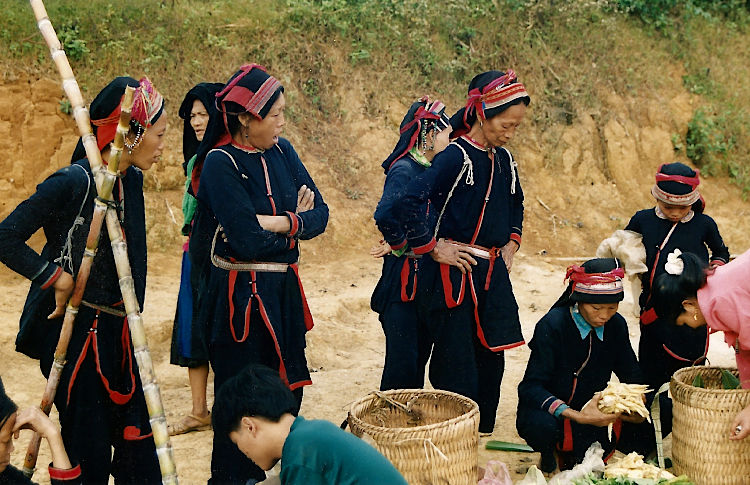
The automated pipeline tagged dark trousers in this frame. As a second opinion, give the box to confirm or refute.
[50,313,161,484]
[209,341,303,485]
[379,301,432,391]
[517,407,653,469]
[427,304,505,433]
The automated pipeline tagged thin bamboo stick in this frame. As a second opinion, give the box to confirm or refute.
[26,1,178,483]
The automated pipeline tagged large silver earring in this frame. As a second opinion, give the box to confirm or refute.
[124,125,144,153]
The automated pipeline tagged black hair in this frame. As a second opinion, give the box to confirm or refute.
[211,364,299,438]
[551,258,624,309]
[0,377,17,431]
[651,252,708,324]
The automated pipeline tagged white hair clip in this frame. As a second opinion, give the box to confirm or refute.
[664,248,684,276]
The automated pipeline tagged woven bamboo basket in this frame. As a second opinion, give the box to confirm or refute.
[670,366,750,484]
[348,389,479,485]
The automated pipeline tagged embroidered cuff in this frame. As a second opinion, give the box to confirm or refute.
[39,265,63,290]
[549,400,568,419]
[510,233,522,247]
[389,239,407,251]
[49,463,81,481]
[412,238,437,255]
[710,259,726,266]
[285,211,300,237]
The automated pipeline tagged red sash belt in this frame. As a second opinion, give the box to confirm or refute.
[67,310,136,406]
[227,263,313,388]
[400,258,418,302]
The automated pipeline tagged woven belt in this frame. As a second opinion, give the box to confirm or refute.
[81,300,127,317]
[211,254,289,273]
[403,251,422,259]
[445,241,492,259]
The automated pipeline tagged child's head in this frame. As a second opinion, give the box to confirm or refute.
[0,377,18,473]
[652,250,708,328]
[553,258,625,326]
[212,364,299,470]
[651,162,704,219]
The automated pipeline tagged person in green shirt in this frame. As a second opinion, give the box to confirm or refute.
[212,364,408,485]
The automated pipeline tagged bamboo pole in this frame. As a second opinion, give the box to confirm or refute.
[26,1,178,483]
[21,89,131,478]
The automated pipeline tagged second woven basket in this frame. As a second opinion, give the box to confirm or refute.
[671,366,750,484]
[348,389,479,485]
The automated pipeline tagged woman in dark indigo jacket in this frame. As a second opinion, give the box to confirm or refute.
[0,76,165,483]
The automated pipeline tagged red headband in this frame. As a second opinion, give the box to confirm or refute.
[464,70,529,126]
[655,164,700,189]
[90,77,163,151]
[565,265,625,295]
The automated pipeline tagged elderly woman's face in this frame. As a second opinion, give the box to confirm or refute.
[244,93,286,150]
[482,103,527,147]
[190,99,210,142]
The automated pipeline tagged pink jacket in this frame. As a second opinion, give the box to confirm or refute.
[698,250,750,388]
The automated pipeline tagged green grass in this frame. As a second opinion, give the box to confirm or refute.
[2,0,749,191]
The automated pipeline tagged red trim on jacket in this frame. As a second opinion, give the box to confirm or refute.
[469,276,525,351]
[400,259,418,302]
[390,239,407,251]
[289,379,313,391]
[41,266,63,290]
[440,263,466,308]
[67,313,135,406]
[510,233,522,246]
[662,337,709,364]
[290,263,314,331]
[227,270,251,342]
[285,211,299,237]
[49,464,81,481]
[123,426,153,441]
[412,238,436,255]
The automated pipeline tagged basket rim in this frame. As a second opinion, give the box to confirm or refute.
[348,388,479,434]
[671,366,750,396]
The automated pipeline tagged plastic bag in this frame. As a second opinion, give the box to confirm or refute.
[516,465,547,485]
[478,460,513,485]
[548,442,605,485]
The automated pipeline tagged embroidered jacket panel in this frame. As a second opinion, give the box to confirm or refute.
[397,137,524,251]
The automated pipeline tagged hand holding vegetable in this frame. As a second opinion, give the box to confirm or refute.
[573,394,620,427]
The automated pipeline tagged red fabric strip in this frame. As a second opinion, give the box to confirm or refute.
[291,264,314,331]
[412,238,436,255]
[123,426,153,441]
[41,266,63,290]
[49,464,81,481]
[400,259,417,302]
[440,264,465,308]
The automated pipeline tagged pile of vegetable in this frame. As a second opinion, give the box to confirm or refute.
[597,382,651,439]
[572,475,694,484]
[604,453,675,480]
